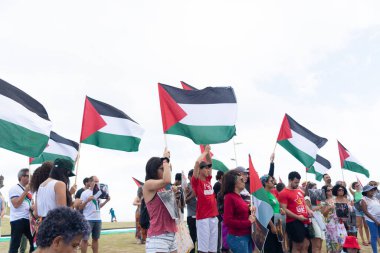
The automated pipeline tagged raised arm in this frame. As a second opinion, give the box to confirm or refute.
[268,153,275,177]
[193,145,211,179]
[144,148,172,200]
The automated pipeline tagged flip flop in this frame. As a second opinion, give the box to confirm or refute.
[362,242,370,246]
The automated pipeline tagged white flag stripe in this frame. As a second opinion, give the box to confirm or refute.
[44,140,78,161]
[98,115,145,138]
[178,103,237,126]
[313,161,329,175]
[0,94,51,135]
[288,130,319,158]
[346,153,363,165]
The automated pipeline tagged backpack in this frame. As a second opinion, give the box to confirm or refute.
[139,198,150,229]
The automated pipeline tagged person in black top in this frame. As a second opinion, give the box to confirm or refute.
[74,178,90,211]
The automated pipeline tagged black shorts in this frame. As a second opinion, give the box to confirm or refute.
[286,220,310,243]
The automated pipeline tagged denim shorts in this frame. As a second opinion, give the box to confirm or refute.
[146,232,177,253]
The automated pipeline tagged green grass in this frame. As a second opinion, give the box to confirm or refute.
[0,217,373,253]
[0,219,145,253]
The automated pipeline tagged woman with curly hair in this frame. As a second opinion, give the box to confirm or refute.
[30,162,53,193]
[34,206,90,252]
[35,158,77,218]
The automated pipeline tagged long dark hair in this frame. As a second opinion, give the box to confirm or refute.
[221,170,240,196]
[49,166,72,207]
[145,157,162,181]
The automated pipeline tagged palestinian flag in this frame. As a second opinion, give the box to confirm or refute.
[249,154,273,228]
[132,177,144,187]
[0,79,52,157]
[158,83,237,144]
[307,155,331,181]
[30,131,79,164]
[338,141,370,178]
[80,96,144,152]
[180,81,197,90]
[200,145,229,172]
[277,114,328,168]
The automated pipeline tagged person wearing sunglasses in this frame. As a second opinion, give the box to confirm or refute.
[143,148,178,253]
[361,184,380,253]
[8,168,34,253]
[261,174,283,253]
[191,144,219,253]
[322,185,340,253]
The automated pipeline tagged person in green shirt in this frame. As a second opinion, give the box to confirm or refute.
[261,174,283,253]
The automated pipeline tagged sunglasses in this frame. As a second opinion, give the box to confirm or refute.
[326,189,332,192]
[338,188,344,191]
[22,174,29,177]
[200,164,212,169]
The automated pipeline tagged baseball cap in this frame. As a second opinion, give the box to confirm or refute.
[54,158,75,177]
[234,166,248,174]
[362,184,377,193]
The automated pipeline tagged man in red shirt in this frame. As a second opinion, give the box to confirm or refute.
[279,171,313,253]
[191,145,219,253]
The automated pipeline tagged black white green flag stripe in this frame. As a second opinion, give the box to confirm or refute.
[30,131,79,164]
[158,83,237,144]
[277,114,327,168]
[307,155,331,181]
[0,79,52,157]
[338,140,370,178]
[80,96,144,152]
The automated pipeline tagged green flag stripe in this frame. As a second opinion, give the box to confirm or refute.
[277,139,315,167]
[212,159,229,172]
[343,161,370,178]
[165,122,236,144]
[31,153,74,165]
[82,132,141,152]
[0,119,49,157]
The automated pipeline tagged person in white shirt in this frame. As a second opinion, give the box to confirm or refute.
[8,168,34,253]
[79,176,110,253]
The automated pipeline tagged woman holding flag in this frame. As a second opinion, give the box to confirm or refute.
[222,170,256,253]
[143,148,177,253]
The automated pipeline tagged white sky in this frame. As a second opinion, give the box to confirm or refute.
[1,1,380,222]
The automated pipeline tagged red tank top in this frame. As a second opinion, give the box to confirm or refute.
[146,194,177,237]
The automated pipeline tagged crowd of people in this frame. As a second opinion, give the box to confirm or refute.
[5,158,110,253]
[141,145,380,253]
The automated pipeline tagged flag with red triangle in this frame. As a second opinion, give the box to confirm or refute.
[338,140,369,178]
[158,83,237,144]
[277,114,327,168]
[80,96,144,152]
[249,154,273,228]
